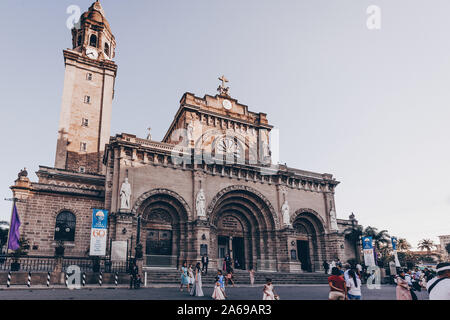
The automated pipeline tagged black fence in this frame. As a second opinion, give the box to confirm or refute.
[62,257,129,273]
[0,255,129,273]
[0,255,55,272]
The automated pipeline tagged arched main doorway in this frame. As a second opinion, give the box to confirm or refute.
[292,210,326,272]
[208,186,278,272]
[134,189,189,268]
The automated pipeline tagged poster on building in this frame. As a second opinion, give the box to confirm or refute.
[391,237,401,267]
[362,236,376,266]
[111,240,128,261]
[89,209,108,256]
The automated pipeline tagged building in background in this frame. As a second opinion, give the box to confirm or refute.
[439,235,450,261]
[9,1,358,272]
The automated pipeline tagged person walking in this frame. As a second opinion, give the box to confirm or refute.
[405,269,418,300]
[216,270,227,298]
[224,254,232,273]
[346,269,362,300]
[201,254,209,275]
[190,262,204,297]
[180,261,190,292]
[328,267,347,300]
[328,260,336,275]
[225,268,235,287]
[263,278,279,300]
[426,262,450,300]
[212,276,226,300]
[129,259,139,289]
[188,264,195,286]
[249,268,255,286]
[322,260,329,274]
[395,270,412,300]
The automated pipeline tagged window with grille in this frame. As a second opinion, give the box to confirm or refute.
[82,118,89,127]
[80,142,87,152]
[54,211,76,241]
[84,95,91,104]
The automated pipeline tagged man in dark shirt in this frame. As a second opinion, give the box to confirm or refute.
[201,254,209,274]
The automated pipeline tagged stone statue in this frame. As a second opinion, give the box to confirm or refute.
[120,178,132,210]
[18,167,28,179]
[146,127,152,140]
[187,121,194,142]
[196,189,206,218]
[330,207,338,231]
[281,199,291,227]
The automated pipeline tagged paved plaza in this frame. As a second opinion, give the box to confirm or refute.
[0,284,430,300]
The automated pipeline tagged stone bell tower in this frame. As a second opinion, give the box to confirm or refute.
[55,1,117,175]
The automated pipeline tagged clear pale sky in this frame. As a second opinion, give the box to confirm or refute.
[0,0,449,249]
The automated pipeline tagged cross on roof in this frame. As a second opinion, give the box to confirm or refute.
[217,75,230,96]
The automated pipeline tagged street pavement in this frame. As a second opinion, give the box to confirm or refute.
[0,284,430,300]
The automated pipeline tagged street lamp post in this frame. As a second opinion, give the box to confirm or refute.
[349,213,360,264]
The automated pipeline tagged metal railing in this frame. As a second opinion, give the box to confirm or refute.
[62,257,129,273]
[0,255,55,272]
[0,255,129,273]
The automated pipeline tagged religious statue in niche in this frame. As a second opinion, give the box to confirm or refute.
[329,200,339,231]
[120,177,132,210]
[196,188,206,219]
[281,196,291,227]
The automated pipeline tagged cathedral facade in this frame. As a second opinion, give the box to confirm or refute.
[10,1,357,272]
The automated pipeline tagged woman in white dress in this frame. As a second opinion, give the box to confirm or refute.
[262,278,278,300]
[190,263,204,297]
[212,277,226,300]
[188,264,195,286]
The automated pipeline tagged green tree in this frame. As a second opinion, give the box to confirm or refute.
[417,239,435,252]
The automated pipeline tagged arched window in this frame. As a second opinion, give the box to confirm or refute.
[89,34,98,48]
[54,211,76,241]
[104,42,110,57]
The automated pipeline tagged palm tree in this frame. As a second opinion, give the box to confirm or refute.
[417,239,435,252]
[397,238,412,252]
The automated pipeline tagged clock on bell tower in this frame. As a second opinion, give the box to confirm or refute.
[55,1,117,175]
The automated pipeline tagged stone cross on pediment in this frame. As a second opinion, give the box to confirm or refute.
[217,75,230,96]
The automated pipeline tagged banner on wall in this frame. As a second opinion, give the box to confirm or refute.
[362,236,376,267]
[89,209,108,256]
[391,237,401,267]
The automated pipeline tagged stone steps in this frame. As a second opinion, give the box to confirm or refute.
[143,269,329,284]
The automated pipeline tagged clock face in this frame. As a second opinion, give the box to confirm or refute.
[222,99,232,110]
[86,48,98,60]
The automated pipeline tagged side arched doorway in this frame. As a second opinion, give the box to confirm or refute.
[134,190,189,268]
[208,186,278,272]
[292,210,326,272]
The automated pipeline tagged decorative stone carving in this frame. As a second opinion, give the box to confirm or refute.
[196,188,206,219]
[119,177,132,210]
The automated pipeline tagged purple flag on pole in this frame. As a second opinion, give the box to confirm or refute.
[8,204,21,251]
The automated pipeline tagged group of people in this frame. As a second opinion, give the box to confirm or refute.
[327,264,363,300]
[395,262,450,300]
[180,261,204,296]
[324,258,450,300]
